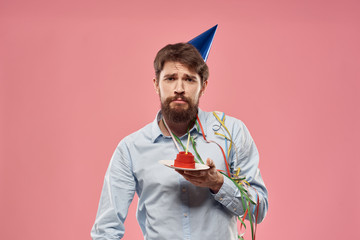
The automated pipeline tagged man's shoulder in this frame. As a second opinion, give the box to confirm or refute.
[120,121,154,145]
[203,110,255,149]
[115,111,161,151]
[202,109,245,126]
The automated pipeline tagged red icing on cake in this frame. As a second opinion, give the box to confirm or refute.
[174,151,195,169]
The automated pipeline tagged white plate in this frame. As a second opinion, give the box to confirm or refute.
[159,160,210,171]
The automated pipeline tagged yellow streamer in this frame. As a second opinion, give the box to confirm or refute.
[213,112,233,160]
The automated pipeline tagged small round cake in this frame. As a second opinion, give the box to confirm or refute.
[174,151,195,169]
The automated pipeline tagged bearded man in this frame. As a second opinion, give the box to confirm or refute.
[91,41,268,240]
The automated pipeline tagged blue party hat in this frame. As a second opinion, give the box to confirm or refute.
[188,25,218,62]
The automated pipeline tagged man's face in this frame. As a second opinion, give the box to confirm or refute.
[153,61,207,123]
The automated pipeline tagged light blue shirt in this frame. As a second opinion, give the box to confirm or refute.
[91,109,268,240]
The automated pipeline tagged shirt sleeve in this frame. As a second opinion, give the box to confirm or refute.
[212,119,268,223]
[91,140,136,239]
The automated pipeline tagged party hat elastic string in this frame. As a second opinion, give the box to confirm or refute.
[162,118,181,152]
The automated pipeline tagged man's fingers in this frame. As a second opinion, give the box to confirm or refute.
[206,158,216,168]
[183,170,205,176]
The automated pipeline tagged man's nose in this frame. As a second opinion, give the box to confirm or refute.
[174,80,185,94]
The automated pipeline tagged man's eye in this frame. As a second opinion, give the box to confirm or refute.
[167,77,175,81]
[186,78,194,82]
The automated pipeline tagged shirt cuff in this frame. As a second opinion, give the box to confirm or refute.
[212,177,239,206]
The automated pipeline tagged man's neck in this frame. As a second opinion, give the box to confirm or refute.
[159,117,195,137]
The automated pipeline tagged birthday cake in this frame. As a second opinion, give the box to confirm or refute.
[174,151,195,169]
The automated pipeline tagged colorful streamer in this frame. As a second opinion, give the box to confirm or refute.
[162,112,259,240]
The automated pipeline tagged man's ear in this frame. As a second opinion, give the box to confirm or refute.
[153,78,159,95]
[200,80,208,96]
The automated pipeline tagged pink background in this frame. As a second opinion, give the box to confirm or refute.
[1,0,359,239]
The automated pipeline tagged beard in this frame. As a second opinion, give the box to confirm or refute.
[161,94,199,123]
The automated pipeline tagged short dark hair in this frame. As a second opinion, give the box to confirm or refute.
[153,43,209,83]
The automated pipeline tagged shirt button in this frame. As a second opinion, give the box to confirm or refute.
[182,187,186,192]
[184,213,188,217]
[233,208,237,211]
[219,197,223,201]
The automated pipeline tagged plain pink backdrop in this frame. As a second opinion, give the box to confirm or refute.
[1,0,359,239]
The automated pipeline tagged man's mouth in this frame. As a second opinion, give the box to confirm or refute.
[172,97,187,104]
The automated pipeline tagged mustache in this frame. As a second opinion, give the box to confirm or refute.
[166,95,190,103]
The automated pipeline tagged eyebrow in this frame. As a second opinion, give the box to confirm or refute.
[163,73,177,78]
[162,73,198,80]
[183,74,197,80]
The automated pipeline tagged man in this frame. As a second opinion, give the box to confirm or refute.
[91,31,268,240]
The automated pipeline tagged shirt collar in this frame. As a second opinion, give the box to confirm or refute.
[151,108,207,143]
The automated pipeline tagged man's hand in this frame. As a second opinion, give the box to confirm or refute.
[176,158,224,193]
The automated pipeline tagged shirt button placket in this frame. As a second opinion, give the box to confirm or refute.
[179,180,191,240]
